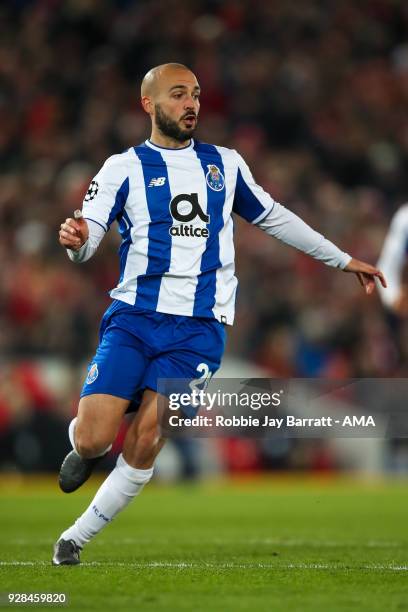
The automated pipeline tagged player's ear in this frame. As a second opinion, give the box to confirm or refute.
[141,96,153,115]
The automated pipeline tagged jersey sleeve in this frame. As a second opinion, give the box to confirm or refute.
[82,154,130,232]
[232,152,275,223]
[255,200,351,269]
[377,205,408,307]
[66,219,106,263]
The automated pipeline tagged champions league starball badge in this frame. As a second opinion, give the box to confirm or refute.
[205,164,225,192]
[84,180,99,202]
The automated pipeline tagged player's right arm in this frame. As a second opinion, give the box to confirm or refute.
[59,213,105,262]
[58,153,131,263]
[377,204,408,315]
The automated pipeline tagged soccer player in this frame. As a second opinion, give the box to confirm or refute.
[377,204,408,317]
[53,63,386,565]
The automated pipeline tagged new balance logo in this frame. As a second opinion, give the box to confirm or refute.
[148,177,166,187]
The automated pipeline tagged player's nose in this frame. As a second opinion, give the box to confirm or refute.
[184,95,197,108]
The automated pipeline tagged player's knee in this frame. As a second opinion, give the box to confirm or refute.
[75,431,111,459]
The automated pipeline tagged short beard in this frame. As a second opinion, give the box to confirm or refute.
[154,104,196,143]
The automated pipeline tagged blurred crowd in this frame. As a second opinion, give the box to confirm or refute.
[1,0,408,470]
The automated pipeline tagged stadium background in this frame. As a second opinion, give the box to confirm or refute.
[1,0,408,477]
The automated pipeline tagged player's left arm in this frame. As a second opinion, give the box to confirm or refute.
[232,152,386,294]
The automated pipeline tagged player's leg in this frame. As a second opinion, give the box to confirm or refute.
[53,312,226,565]
[59,308,150,493]
[54,307,156,564]
[122,388,166,467]
[59,394,130,493]
[53,390,164,565]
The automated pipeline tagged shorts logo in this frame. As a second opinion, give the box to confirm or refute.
[86,363,99,385]
[84,181,99,202]
[206,165,224,192]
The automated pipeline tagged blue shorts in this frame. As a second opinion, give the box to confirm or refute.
[81,300,226,412]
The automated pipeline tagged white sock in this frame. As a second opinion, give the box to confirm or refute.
[59,454,153,548]
[68,417,112,457]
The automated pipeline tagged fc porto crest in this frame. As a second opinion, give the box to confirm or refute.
[86,363,99,385]
[206,164,225,192]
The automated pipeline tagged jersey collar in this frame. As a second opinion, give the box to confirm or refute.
[145,139,194,152]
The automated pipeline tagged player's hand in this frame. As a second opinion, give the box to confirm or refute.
[59,210,89,251]
[343,257,387,295]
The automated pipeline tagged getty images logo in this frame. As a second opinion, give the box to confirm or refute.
[169,193,210,238]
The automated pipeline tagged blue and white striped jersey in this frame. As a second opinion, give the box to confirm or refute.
[69,139,351,324]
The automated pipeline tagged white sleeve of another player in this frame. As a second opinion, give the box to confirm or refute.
[66,220,106,263]
[255,200,351,269]
[377,205,408,307]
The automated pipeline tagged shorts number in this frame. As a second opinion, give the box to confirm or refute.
[189,363,213,393]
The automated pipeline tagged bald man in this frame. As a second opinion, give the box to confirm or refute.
[53,63,385,565]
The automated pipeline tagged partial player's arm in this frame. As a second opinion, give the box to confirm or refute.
[59,211,105,263]
[58,153,130,263]
[256,200,385,294]
[233,152,386,294]
[377,205,408,314]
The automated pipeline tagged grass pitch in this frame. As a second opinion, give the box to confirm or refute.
[1,475,407,611]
